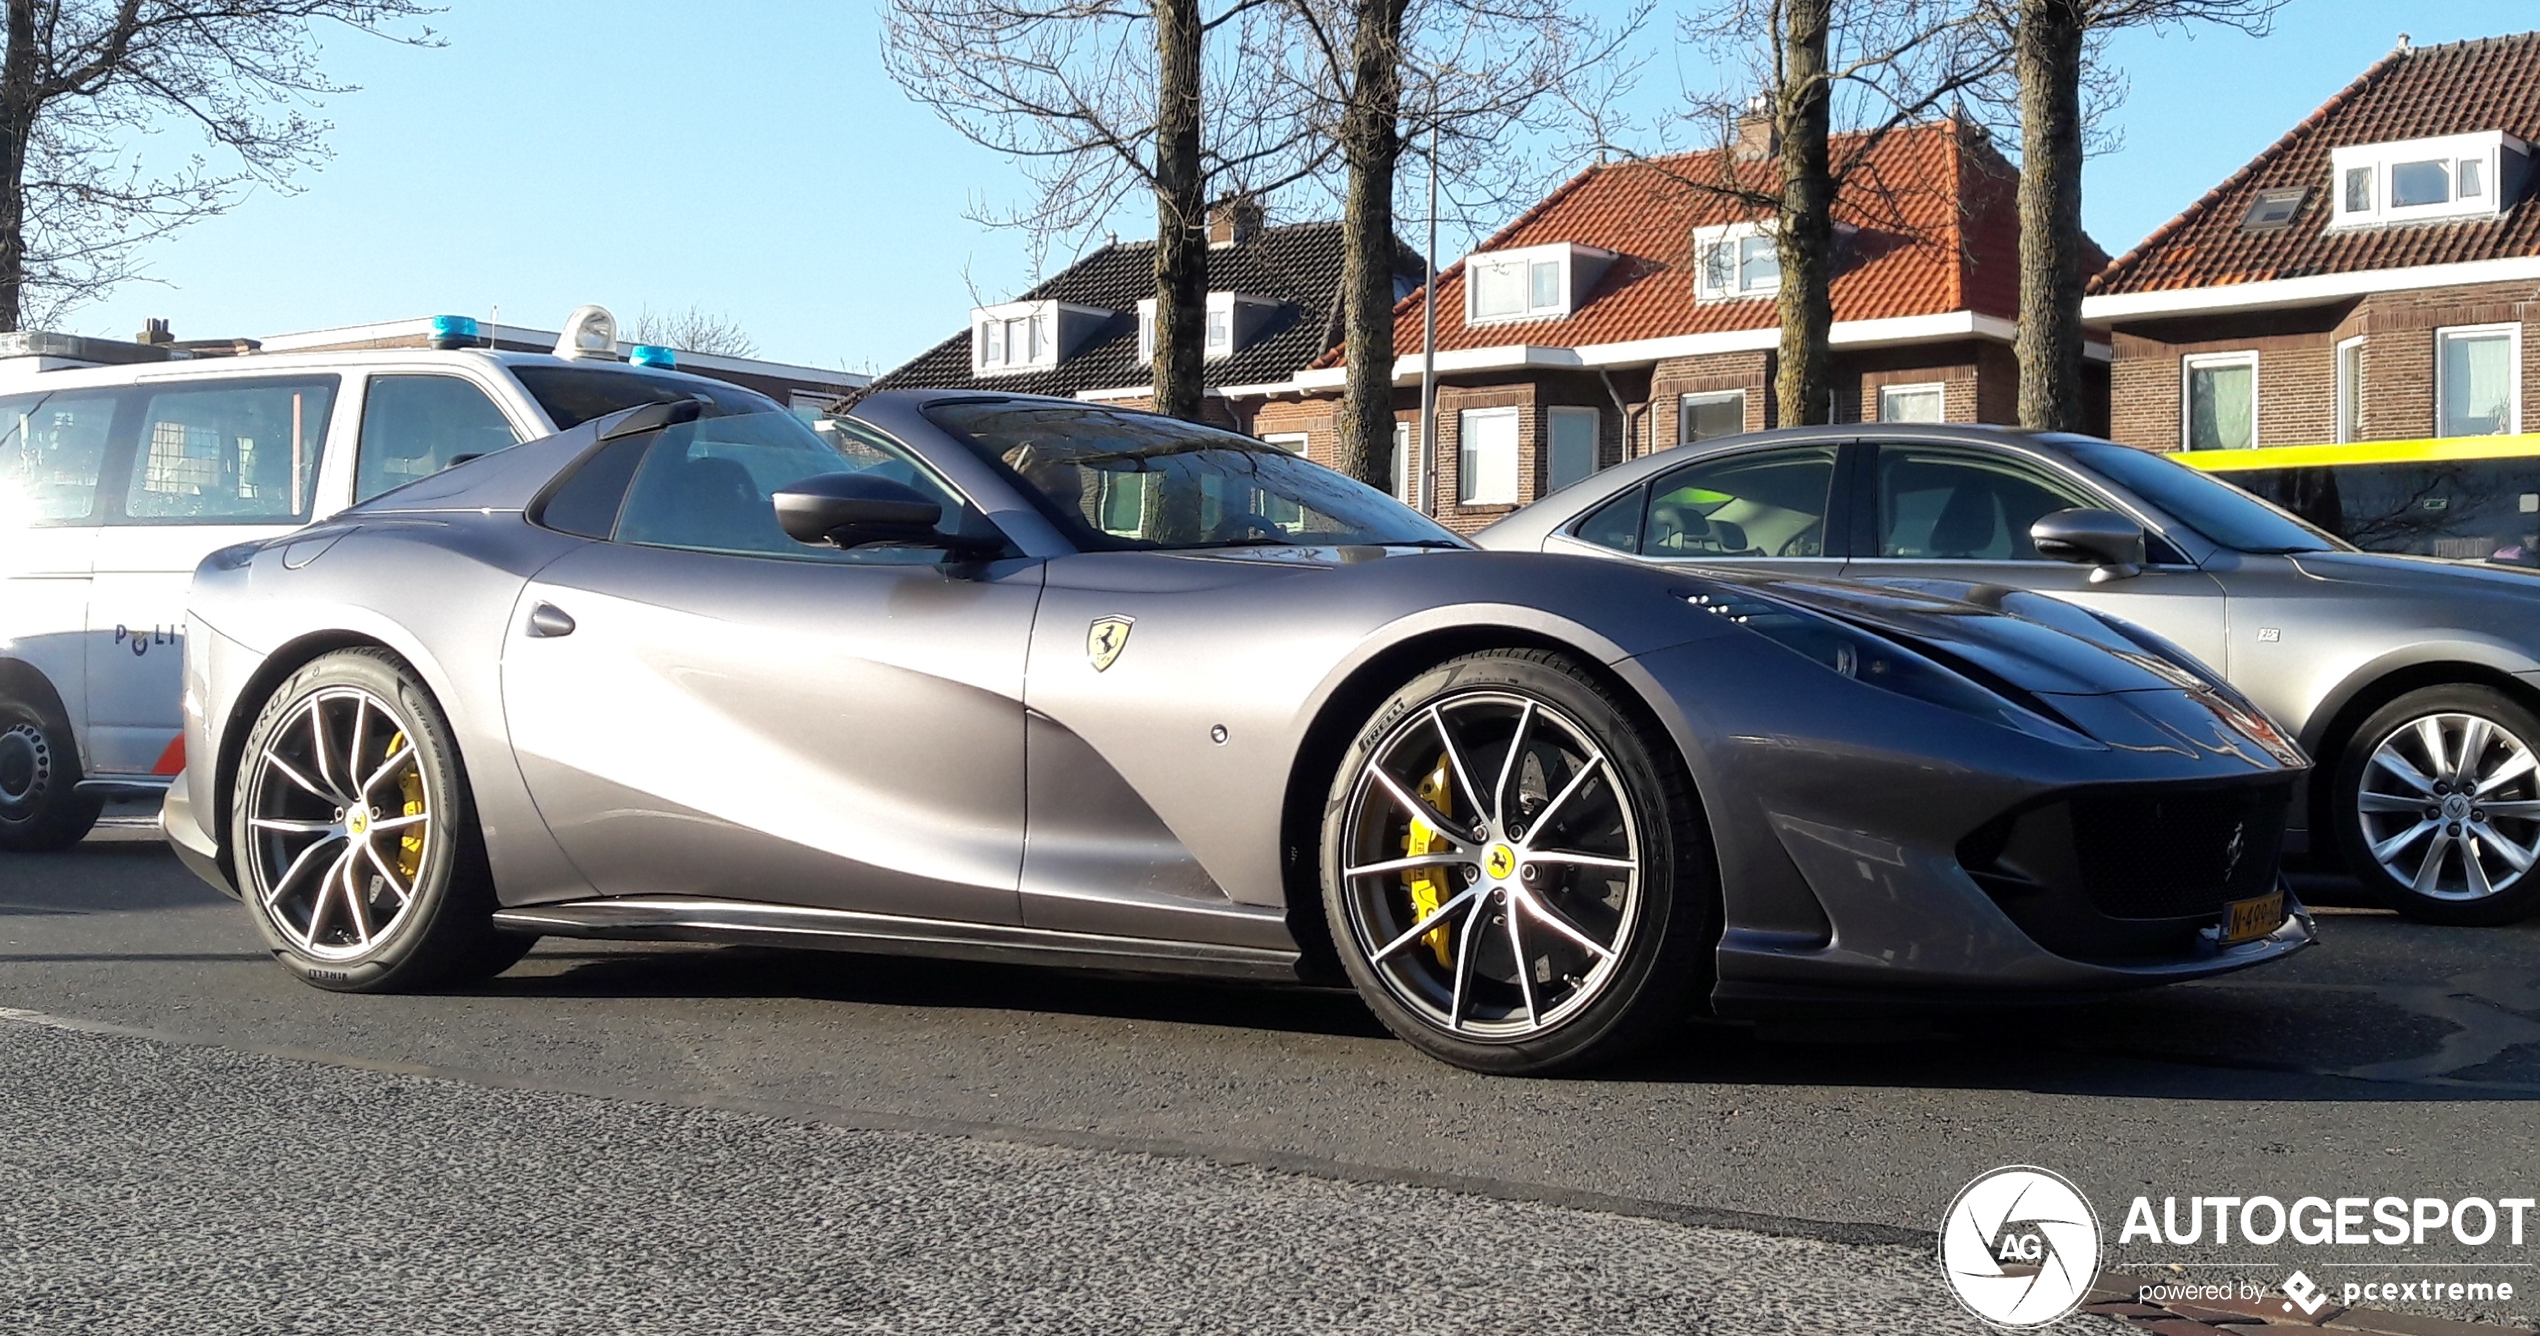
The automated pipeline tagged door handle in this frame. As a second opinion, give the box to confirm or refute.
[526,602,577,638]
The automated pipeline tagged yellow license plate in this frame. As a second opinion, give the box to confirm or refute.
[2222,890,2284,945]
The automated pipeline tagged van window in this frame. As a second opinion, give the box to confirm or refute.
[0,389,122,524]
[356,375,524,501]
[120,377,336,524]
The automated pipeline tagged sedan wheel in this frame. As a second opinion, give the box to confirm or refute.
[232,649,531,989]
[1322,649,1714,1074]
[2336,685,2540,926]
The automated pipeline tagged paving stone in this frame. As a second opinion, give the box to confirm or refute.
[2324,1309,2538,1336]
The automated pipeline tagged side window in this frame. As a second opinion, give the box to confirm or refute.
[1575,484,1646,552]
[356,375,524,502]
[120,377,336,524]
[609,414,972,565]
[0,390,123,525]
[1874,445,2098,561]
[1641,447,1836,558]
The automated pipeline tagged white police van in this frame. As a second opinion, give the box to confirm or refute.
[0,306,788,849]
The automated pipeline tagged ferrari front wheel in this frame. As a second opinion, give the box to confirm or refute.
[230,648,531,991]
[1321,649,1715,1075]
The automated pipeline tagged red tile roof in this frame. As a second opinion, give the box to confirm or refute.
[1314,120,2040,368]
[2092,33,2540,296]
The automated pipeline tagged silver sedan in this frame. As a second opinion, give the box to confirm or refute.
[1476,424,2540,925]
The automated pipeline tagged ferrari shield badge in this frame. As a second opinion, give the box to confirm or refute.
[1087,615,1135,672]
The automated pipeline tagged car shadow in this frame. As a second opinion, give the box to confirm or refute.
[479,937,2540,1103]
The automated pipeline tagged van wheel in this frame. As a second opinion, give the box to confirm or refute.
[2333,684,2540,926]
[230,649,532,990]
[0,698,103,851]
[1320,648,1716,1075]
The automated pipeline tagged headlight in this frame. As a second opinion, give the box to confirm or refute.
[1685,591,2090,745]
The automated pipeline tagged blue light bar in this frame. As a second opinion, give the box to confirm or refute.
[629,344,677,368]
[428,314,480,350]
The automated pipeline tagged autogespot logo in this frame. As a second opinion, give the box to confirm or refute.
[1940,1166,2103,1328]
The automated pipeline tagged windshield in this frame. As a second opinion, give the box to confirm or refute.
[2058,439,2348,555]
[513,365,783,430]
[923,400,1463,551]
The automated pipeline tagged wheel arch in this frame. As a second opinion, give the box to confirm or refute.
[0,656,74,731]
[1274,623,1715,984]
[2302,657,2540,841]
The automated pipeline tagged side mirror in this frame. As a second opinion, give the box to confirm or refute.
[2031,508,2146,584]
[773,472,1001,556]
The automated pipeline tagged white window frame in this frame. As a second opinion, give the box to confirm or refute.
[2334,335,2366,443]
[1392,420,1414,504]
[1876,381,1947,424]
[1692,223,1781,303]
[1461,243,1612,326]
[1457,406,1521,505]
[2180,351,2260,451]
[1545,406,1600,493]
[1678,389,1749,444]
[2434,322,2523,439]
[2329,131,2528,228]
[970,299,1059,376]
[1259,431,1308,455]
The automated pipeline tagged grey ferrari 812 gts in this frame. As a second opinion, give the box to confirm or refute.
[162,390,2314,1073]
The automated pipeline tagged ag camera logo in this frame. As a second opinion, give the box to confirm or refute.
[1941,1166,2102,1328]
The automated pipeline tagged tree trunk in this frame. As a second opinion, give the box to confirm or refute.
[1772,0,1835,427]
[2014,0,2087,431]
[1335,0,1408,490]
[0,0,41,334]
[1151,0,1207,421]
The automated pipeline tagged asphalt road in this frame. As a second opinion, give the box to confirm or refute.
[5,816,2538,1331]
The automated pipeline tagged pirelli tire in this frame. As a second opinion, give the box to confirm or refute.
[229,648,533,991]
[1321,648,1716,1076]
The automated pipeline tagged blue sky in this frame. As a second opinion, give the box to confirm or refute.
[61,0,2540,374]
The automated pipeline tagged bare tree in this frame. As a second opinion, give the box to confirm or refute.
[1985,0,2282,430]
[882,0,1325,420]
[1280,0,1639,487]
[1617,0,2000,427]
[628,304,759,359]
[0,0,438,331]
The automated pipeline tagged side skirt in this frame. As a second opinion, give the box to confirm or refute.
[489,896,1305,982]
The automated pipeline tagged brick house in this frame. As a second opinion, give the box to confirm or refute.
[2086,33,2540,453]
[1252,119,2100,532]
[869,205,1424,431]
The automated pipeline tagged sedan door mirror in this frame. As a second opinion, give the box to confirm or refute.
[2030,508,2146,584]
[773,472,1002,557]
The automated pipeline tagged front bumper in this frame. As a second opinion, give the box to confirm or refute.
[158,772,235,898]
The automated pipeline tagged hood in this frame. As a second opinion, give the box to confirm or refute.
[1716,572,2187,697]
[2288,548,2540,595]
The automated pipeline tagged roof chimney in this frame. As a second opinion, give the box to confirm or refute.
[136,317,173,346]
[1209,198,1265,248]
[1732,94,1777,162]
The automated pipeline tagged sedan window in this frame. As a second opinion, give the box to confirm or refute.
[1639,446,1835,558]
[2057,438,2345,555]
[1875,447,2097,561]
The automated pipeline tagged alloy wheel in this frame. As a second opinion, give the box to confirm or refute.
[1336,690,1642,1040]
[2356,711,2540,901]
[242,685,434,959]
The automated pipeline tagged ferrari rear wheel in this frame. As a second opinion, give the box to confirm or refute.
[1322,648,1715,1075]
[231,649,531,991]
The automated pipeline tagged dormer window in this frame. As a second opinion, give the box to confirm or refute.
[970,300,1113,375]
[2330,132,2529,228]
[1693,223,1780,302]
[1136,292,1284,361]
[1463,243,1615,325]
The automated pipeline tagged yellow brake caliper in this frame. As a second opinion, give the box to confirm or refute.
[386,732,424,880]
[1403,753,1456,967]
